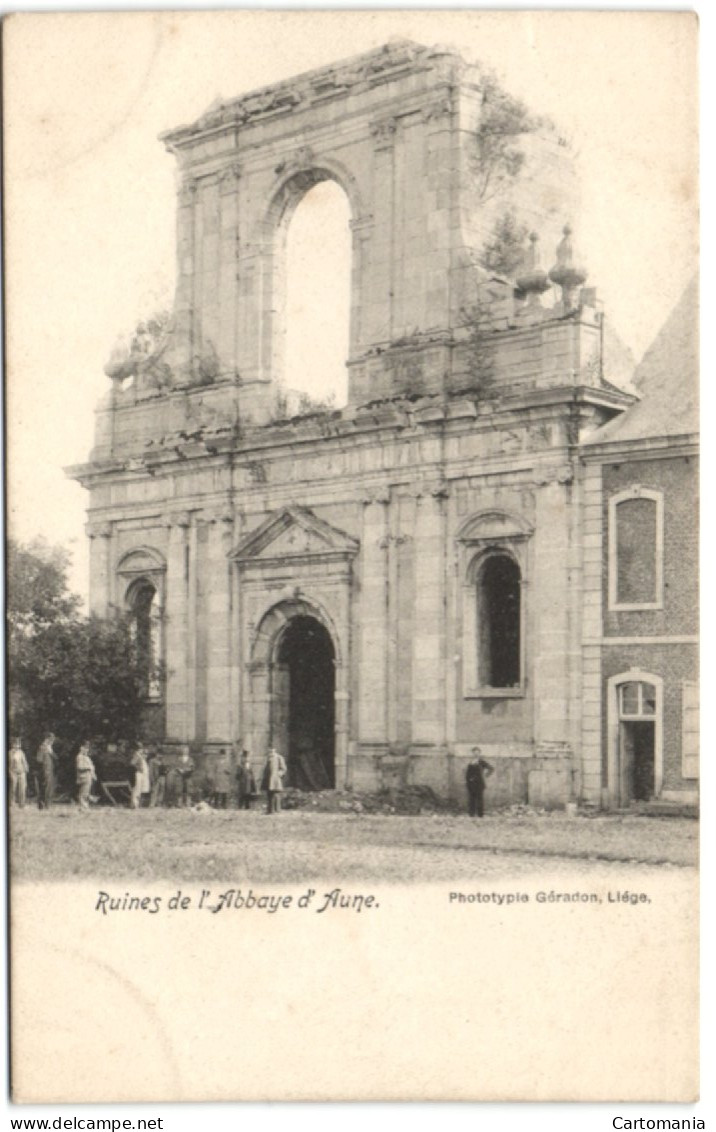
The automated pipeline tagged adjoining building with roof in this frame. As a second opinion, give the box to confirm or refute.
[68,42,698,810]
[580,278,699,809]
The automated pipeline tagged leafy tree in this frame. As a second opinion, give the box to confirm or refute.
[7,540,148,780]
[7,538,80,643]
[472,72,542,204]
[481,211,530,278]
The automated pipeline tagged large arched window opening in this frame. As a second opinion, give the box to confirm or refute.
[127,578,162,701]
[476,553,522,689]
[284,180,351,409]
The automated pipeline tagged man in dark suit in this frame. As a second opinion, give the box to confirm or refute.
[236,750,257,810]
[35,732,57,811]
[465,747,494,818]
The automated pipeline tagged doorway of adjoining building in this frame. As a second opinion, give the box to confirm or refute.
[275,615,335,789]
[619,720,655,801]
[613,677,658,805]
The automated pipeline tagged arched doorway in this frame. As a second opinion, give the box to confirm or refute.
[272,615,335,789]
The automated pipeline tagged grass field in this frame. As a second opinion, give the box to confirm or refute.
[9,804,698,884]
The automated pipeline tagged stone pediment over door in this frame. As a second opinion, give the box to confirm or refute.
[231,505,359,565]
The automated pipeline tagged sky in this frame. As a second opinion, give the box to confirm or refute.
[5,9,699,600]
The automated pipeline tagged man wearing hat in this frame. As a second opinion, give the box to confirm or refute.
[261,747,287,815]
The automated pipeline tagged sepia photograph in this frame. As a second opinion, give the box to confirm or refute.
[4,8,701,1107]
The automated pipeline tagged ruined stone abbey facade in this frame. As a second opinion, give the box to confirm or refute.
[71,41,699,809]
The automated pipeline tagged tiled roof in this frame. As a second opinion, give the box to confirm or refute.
[584,276,699,444]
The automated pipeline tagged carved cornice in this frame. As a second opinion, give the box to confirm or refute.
[178,176,197,206]
[378,534,411,548]
[370,116,399,149]
[219,163,242,193]
[162,41,437,145]
[532,463,574,487]
[361,487,391,505]
[411,480,450,500]
[166,510,192,529]
[420,97,452,124]
[277,145,315,175]
[203,507,235,525]
[85,520,112,539]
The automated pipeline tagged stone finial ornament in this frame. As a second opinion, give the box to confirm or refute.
[516,232,551,307]
[548,223,587,312]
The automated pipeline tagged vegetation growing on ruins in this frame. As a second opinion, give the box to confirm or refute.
[472,70,543,205]
[482,211,531,279]
[272,386,337,421]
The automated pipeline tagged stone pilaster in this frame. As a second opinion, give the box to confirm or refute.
[411,485,448,744]
[531,479,572,745]
[171,175,197,377]
[205,509,235,742]
[364,117,397,350]
[218,165,241,378]
[357,494,389,742]
[392,493,415,744]
[164,510,191,741]
[85,520,112,616]
[580,463,604,802]
[197,173,221,367]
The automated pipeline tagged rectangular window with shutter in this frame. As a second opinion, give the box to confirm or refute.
[681,681,699,779]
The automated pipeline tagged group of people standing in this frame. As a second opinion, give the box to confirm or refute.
[125,745,267,811]
[9,733,58,810]
[10,735,492,816]
[9,733,99,812]
[8,734,289,815]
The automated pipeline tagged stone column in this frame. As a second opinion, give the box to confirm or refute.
[170,176,197,376]
[218,165,241,378]
[531,474,573,746]
[205,509,235,743]
[164,510,191,742]
[197,173,221,366]
[391,494,416,745]
[420,98,453,335]
[580,463,605,803]
[363,117,397,355]
[333,568,354,789]
[357,494,389,743]
[411,485,448,745]
[85,521,112,616]
[349,215,373,359]
[185,519,199,741]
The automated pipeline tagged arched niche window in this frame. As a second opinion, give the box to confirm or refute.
[117,547,166,702]
[127,579,161,700]
[608,486,664,611]
[458,511,531,698]
[477,554,521,689]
